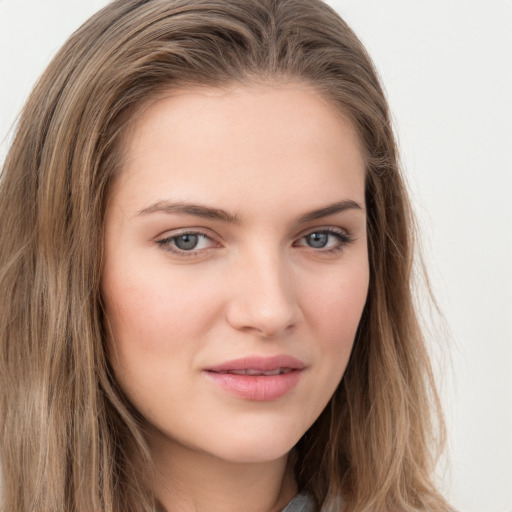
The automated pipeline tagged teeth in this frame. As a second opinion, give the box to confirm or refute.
[222,368,292,376]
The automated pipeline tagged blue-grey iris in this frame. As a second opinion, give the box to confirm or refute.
[306,232,328,248]
[175,234,199,250]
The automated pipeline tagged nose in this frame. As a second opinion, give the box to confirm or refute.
[225,247,301,338]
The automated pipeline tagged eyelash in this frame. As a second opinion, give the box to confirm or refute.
[293,228,354,254]
[156,230,217,257]
[155,227,354,257]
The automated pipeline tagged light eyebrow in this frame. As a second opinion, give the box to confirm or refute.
[137,200,241,224]
[296,200,364,223]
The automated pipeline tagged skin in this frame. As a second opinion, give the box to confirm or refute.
[102,83,369,512]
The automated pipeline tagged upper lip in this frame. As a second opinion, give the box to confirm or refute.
[205,355,306,373]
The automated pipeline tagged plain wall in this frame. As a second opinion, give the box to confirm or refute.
[1,1,511,511]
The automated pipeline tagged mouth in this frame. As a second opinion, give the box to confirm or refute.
[203,355,305,401]
[205,355,305,373]
[211,368,295,376]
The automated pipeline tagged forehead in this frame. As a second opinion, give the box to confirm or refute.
[113,83,366,216]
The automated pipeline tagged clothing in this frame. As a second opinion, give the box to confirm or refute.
[282,492,345,512]
[281,492,315,512]
[155,490,318,512]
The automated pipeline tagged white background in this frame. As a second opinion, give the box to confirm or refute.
[1,1,511,511]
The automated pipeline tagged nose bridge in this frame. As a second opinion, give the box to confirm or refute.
[226,243,299,337]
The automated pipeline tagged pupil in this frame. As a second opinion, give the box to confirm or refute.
[175,234,199,250]
[307,232,328,248]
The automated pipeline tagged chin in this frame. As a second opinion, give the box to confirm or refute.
[203,423,305,464]
[212,442,293,465]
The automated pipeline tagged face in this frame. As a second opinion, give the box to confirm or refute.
[102,83,369,464]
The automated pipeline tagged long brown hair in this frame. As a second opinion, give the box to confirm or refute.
[0,1,451,510]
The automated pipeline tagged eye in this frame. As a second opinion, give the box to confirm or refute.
[156,231,217,255]
[295,228,353,252]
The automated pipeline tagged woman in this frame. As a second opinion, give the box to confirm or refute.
[0,0,453,511]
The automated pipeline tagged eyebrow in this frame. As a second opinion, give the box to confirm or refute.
[137,200,241,223]
[137,199,363,223]
[296,199,364,223]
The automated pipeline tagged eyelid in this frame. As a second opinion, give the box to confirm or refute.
[293,226,354,251]
[297,224,349,235]
[155,228,220,256]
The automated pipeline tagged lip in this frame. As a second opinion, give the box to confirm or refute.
[206,355,306,373]
[203,355,306,401]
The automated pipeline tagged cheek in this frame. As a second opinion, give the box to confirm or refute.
[303,262,367,391]
[101,264,228,423]
[102,262,220,352]
[101,264,218,419]
[303,261,369,349]
[284,262,368,431]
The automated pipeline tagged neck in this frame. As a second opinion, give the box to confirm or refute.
[148,432,298,512]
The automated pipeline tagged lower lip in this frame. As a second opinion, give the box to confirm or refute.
[203,370,303,401]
